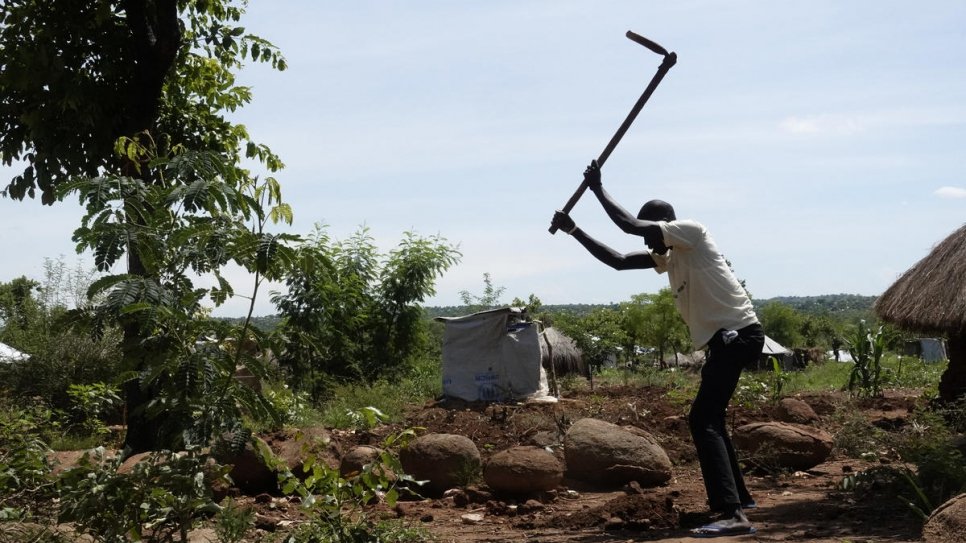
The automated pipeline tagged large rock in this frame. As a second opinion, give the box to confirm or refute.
[773,397,820,425]
[733,422,833,471]
[563,418,672,487]
[399,433,481,496]
[47,449,118,477]
[116,451,153,475]
[340,445,387,478]
[212,435,277,495]
[484,446,563,495]
[924,493,966,543]
[264,426,341,478]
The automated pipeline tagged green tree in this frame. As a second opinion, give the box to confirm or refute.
[1,1,287,453]
[555,307,627,372]
[0,262,122,412]
[63,144,295,450]
[621,288,690,368]
[272,226,460,399]
[759,301,804,348]
[510,293,547,324]
[0,276,41,349]
[800,313,838,350]
[459,272,506,313]
[1,0,284,202]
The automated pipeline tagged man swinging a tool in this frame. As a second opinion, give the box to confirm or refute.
[549,32,763,538]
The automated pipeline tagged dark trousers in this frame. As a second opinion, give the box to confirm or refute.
[688,323,764,512]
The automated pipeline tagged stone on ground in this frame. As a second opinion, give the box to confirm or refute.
[484,445,563,495]
[563,417,672,487]
[399,433,481,496]
[923,493,966,543]
[733,421,833,471]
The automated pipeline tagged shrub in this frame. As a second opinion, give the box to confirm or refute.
[271,227,459,400]
[213,497,255,543]
[278,425,427,543]
[0,402,54,521]
[57,447,227,543]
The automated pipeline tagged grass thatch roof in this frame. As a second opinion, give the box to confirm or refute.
[874,223,966,334]
[539,327,586,376]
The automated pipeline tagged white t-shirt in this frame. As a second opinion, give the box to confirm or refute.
[650,219,758,348]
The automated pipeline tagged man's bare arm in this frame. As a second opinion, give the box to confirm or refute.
[583,161,662,238]
[569,227,655,270]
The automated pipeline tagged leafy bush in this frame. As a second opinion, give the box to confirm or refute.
[260,382,322,429]
[892,409,966,516]
[0,401,54,520]
[839,404,966,522]
[57,447,227,543]
[212,497,255,543]
[278,423,427,543]
[733,372,770,409]
[65,382,122,438]
[832,409,889,460]
[271,226,459,399]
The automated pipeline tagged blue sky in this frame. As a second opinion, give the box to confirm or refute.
[2,1,964,317]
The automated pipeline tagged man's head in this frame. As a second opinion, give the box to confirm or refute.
[638,199,675,254]
[637,199,676,222]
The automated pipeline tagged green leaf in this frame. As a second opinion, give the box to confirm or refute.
[268,203,293,225]
[119,302,153,315]
[87,274,133,299]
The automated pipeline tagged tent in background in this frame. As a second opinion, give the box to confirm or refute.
[903,338,948,363]
[435,307,554,403]
[755,335,794,370]
[0,342,30,363]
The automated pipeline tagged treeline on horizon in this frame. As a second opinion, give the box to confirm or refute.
[230,293,879,331]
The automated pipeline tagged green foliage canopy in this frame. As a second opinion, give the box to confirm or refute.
[759,301,805,348]
[621,288,690,366]
[555,307,628,370]
[0,0,285,202]
[272,226,460,398]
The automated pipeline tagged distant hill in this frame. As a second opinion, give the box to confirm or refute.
[224,295,878,327]
[754,294,877,318]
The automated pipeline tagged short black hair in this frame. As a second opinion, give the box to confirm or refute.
[637,199,676,221]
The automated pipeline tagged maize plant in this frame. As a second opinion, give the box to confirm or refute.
[845,320,886,397]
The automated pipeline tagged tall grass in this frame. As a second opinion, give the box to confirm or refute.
[783,353,943,395]
[319,357,442,428]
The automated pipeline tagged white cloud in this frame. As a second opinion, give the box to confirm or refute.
[779,114,863,135]
[934,186,966,199]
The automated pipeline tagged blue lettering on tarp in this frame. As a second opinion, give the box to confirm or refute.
[474,372,503,400]
[478,383,501,401]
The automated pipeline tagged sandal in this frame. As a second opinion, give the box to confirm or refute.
[690,515,756,538]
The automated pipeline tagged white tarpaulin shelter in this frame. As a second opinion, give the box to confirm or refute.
[0,341,30,363]
[757,335,795,370]
[435,307,554,403]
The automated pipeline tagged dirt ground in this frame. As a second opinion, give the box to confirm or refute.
[237,382,930,543]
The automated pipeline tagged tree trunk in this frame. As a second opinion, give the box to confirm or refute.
[938,332,966,403]
[119,0,183,456]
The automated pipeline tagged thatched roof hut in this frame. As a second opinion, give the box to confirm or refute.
[874,223,966,401]
[539,326,587,378]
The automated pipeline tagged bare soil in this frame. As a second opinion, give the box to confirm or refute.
[235,383,929,542]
